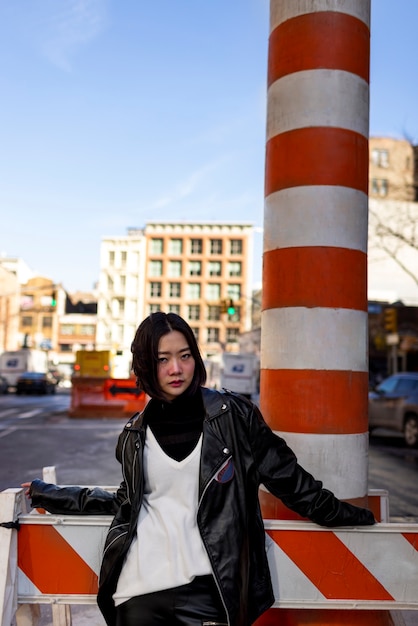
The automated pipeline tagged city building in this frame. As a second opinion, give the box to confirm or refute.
[0,265,20,352]
[96,222,254,376]
[369,136,418,202]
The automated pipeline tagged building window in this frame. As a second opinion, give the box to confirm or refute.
[187,283,201,299]
[61,325,75,335]
[206,283,221,301]
[227,284,241,300]
[207,327,219,343]
[169,238,183,255]
[42,316,52,328]
[149,304,161,314]
[150,238,163,254]
[207,305,220,321]
[59,344,72,352]
[228,261,242,277]
[188,304,200,321]
[168,260,182,277]
[22,316,32,327]
[80,325,95,335]
[208,261,221,277]
[120,275,126,289]
[188,261,202,276]
[230,239,243,255]
[107,276,114,291]
[372,178,389,197]
[191,327,199,341]
[372,148,389,168]
[190,238,202,254]
[116,298,125,314]
[150,282,162,297]
[121,251,127,266]
[169,282,181,298]
[149,260,163,277]
[109,250,115,265]
[226,328,239,343]
[168,304,180,314]
[210,239,222,254]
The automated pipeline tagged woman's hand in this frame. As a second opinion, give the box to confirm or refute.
[21,482,32,497]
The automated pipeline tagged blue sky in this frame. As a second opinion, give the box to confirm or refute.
[1,0,417,292]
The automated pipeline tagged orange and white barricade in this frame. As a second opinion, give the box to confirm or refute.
[1,487,418,626]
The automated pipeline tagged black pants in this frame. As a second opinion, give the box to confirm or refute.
[115,575,228,626]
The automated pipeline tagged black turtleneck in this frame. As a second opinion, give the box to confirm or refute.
[146,390,205,462]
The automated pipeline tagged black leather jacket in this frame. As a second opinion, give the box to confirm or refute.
[29,387,375,626]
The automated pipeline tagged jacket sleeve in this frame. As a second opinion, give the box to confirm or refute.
[29,479,121,516]
[242,399,376,527]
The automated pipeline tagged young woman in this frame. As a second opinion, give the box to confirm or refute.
[24,312,375,626]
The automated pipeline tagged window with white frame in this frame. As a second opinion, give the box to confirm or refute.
[210,239,222,254]
[207,327,219,343]
[168,304,180,314]
[188,304,200,321]
[149,260,163,277]
[109,250,115,265]
[371,148,389,168]
[208,261,221,276]
[149,304,161,313]
[230,239,243,255]
[227,284,241,300]
[169,238,183,255]
[226,327,239,343]
[207,305,220,321]
[190,238,202,254]
[228,261,241,277]
[168,260,182,277]
[150,238,163,254]
[188,261,202,276]
[150,282,162,297]
[206,283,221,301]
[169,282,181,298]
[187,283,201,299]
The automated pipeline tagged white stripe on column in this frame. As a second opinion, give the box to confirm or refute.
[267,70,369,139]
[261,308,368,371]
[270,0,371,32]
[264,187,368,252]
[273,431,369,499]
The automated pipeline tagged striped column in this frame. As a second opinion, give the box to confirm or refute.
[260,0,370,505]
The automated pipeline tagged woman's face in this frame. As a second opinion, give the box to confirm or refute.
[157,330,196,401]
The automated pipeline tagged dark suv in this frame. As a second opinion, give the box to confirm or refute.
[369,372,418,447]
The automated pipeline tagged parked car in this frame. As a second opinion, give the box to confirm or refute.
[15,372,57,395]
[369,372,418,447]
[0,374,8,394]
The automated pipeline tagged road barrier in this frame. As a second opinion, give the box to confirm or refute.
[69,377,146,418]
[1,479,417,626]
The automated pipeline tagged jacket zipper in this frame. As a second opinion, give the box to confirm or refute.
[197,455,232,626]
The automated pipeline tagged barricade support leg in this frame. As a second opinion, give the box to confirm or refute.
[52,604,72,626]
[0,488,26,626]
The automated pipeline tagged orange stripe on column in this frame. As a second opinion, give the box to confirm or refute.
[268,12,370,86]
[260,369,368,434]
[265,127,368,196]
[263,247,367,310]
[18,525,98,594]
[266,529,394,601]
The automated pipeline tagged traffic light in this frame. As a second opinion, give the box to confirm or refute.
[227,299,235,315]
[51,291,57,307]
[384,307,397,333]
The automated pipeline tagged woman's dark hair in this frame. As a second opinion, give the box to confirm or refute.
[131,312,206,400]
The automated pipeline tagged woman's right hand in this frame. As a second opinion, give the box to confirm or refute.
[21,482,32,497]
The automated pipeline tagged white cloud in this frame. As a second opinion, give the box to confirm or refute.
[35,0,109,71]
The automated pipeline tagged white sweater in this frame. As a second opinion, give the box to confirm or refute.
[113,428,212,606]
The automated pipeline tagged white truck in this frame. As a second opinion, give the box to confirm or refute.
[220,353,259,398]
[0,349,49,390]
